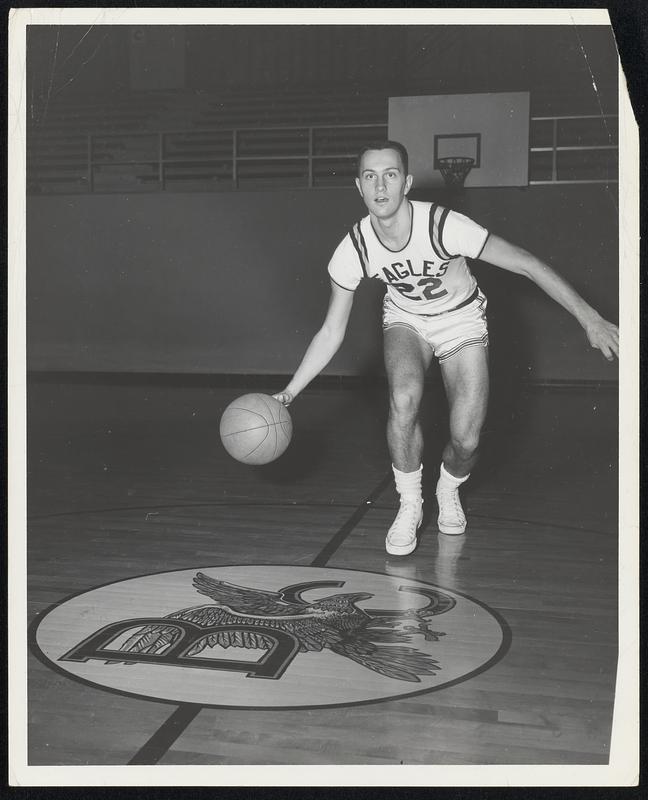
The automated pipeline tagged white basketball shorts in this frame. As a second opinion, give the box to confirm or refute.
[382,289,489,362]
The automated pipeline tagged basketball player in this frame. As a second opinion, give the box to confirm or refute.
[274,141,619,556]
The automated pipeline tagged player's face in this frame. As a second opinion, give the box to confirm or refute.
[355,149,413,219]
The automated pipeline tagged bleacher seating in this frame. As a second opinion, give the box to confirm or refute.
[26,88,617,193]
[27,88,389,193]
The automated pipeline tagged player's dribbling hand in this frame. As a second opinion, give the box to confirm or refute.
[585,316,619,361]
[273,391,294,407]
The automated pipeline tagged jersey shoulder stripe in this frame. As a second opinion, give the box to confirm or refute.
[348,220,370,278]
[428,204,452,260]
[436,207,457,258]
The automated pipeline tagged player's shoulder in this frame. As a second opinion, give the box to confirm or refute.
[342,212,372,245]
[331,220,364,258]
[412,199,446,224]
[429,202,479,227]
[411,199,439,213]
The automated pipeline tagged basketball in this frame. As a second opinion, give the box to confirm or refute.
[219,393,293,465]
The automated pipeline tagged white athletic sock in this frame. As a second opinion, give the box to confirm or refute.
[393,464,423,503]
[439,463,470,486]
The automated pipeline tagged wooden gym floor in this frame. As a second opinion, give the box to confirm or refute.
[25,372,619,767]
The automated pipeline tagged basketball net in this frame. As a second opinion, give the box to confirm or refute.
[437,156,474,191]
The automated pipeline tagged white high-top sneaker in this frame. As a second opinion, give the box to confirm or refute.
[436,464,469,535]
[385,499,424,556]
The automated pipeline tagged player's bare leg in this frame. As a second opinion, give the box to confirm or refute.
[436,344,489,534]
[383,325,434,555]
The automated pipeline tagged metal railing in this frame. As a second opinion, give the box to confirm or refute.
[27,115,618,194]
[528,114,618,185]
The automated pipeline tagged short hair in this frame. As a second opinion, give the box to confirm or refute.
[356,140,409,176]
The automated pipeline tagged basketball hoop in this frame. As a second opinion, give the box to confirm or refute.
[437,156,475,190]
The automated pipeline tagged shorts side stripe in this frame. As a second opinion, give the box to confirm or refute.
[438,333,489,362]
[382,320,424,337]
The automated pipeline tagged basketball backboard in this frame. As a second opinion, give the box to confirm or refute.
[388,92,530,188]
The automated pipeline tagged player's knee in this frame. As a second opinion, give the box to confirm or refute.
[451,431,481,461]
[388,386,420,421]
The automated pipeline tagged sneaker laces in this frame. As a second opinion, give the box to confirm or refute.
[437,484,465,523]
[388,499,422,543]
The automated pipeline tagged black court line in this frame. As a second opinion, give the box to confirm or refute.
[125,469,394,766]
[310,471,394,566]
[127,704,203,766]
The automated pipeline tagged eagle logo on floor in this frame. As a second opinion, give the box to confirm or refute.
[32,565,507,708]
[102,572,454,683]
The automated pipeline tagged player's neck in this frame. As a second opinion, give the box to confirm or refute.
[371,201,412,249]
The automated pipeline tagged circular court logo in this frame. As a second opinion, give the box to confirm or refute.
[32,565,508,708]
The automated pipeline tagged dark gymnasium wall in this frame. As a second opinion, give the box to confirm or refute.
[25,25,621,384]
[26,183,618,383]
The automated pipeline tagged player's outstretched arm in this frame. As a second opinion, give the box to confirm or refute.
[273,281,355,406]
[480,235,619,361]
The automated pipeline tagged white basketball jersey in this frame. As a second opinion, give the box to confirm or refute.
[328,200,489,315]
